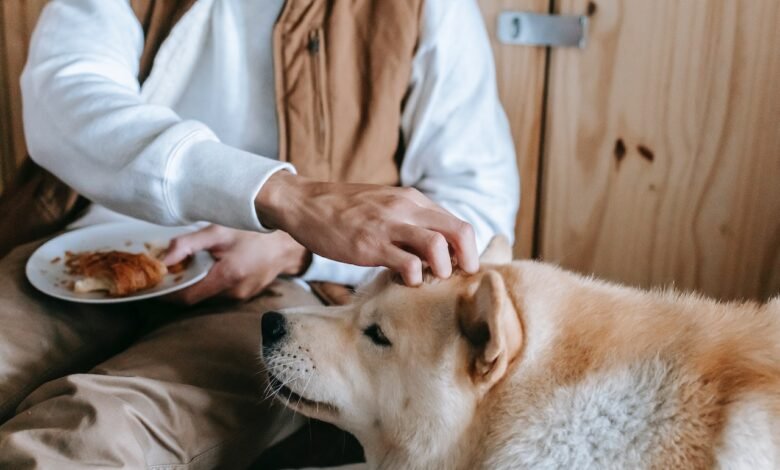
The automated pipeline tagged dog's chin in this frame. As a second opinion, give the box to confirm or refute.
[267,373,340,418]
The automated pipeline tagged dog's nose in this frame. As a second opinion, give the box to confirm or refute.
[262,311,287,346]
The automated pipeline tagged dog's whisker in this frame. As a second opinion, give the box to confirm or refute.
[264,376,294,399]
[291,372,314,424]
[283,382,294,409]
[262,371,306,402]
[261,381,277,398]
[263,375,288,400]
[296,373,313,409]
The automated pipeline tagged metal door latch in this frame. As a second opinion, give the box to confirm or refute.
[498,11,588,48]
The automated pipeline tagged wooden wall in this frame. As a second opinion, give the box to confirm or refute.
[0,0,47,193]
[540,0,780,300]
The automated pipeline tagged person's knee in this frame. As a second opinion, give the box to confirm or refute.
[14,373,147,436]
[3,371,303,468]
[0,373,147,467]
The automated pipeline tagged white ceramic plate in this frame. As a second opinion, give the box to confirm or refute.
[26,221,214,304]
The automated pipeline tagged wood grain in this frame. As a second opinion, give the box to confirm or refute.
[477,0,549,259]
[0,0,48,194]
[0,4,10,193]
[540,0,780,300]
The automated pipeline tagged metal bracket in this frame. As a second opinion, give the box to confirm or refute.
[498,11,588,48]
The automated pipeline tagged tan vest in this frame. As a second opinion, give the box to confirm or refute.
[0,0,423,261]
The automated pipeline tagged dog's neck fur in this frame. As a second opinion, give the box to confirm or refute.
[362,410,488,469]
[358,420,466,469]
[360,391,481,469]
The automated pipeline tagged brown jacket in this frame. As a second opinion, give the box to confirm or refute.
[0,0,423,264]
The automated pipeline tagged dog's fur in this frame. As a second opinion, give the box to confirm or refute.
[261,238,780,469]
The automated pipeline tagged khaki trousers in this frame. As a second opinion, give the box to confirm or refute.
[0,242,321,469]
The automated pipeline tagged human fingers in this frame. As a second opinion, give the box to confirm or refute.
[163,260,232,305]
[391,224,452,280]
[381,244,424,287]
[163,225,232,265]
[412,210,479,273]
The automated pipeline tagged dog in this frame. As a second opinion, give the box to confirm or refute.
[260,237,780,469]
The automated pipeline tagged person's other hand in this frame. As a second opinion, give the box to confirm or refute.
[255,171,479,287]
[162,225,308,305]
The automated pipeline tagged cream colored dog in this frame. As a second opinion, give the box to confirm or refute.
[260,238,780,469]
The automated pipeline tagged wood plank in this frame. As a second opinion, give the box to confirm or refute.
[0,1,13,193]
[477,0,549,259]
[540,0,780,300]
[0,0,48,193]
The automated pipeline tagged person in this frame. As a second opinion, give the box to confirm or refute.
[0,0,518,467]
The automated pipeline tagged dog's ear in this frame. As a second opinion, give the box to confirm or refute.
[479,236,513,265]
[458,270,522,392]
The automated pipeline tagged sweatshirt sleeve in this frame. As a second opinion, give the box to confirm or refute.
[303,0,519,285]
[21,0,293,232]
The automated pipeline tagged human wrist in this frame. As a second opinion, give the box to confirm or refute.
[276,231,311,276]
[280,238,312,276]
[254,170,302,230]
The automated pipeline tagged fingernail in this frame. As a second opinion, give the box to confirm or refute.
[465,261,479,273]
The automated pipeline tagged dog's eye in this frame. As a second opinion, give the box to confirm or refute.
[363,324,392,347]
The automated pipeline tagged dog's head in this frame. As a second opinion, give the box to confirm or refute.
[260,237,523,461]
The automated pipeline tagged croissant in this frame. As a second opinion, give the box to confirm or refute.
[66,251,167,297]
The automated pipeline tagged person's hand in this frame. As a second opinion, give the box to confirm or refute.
[162,225,309,305]
[254,171,479,286]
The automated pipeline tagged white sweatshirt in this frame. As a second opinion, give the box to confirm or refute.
[21,0,519,285]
